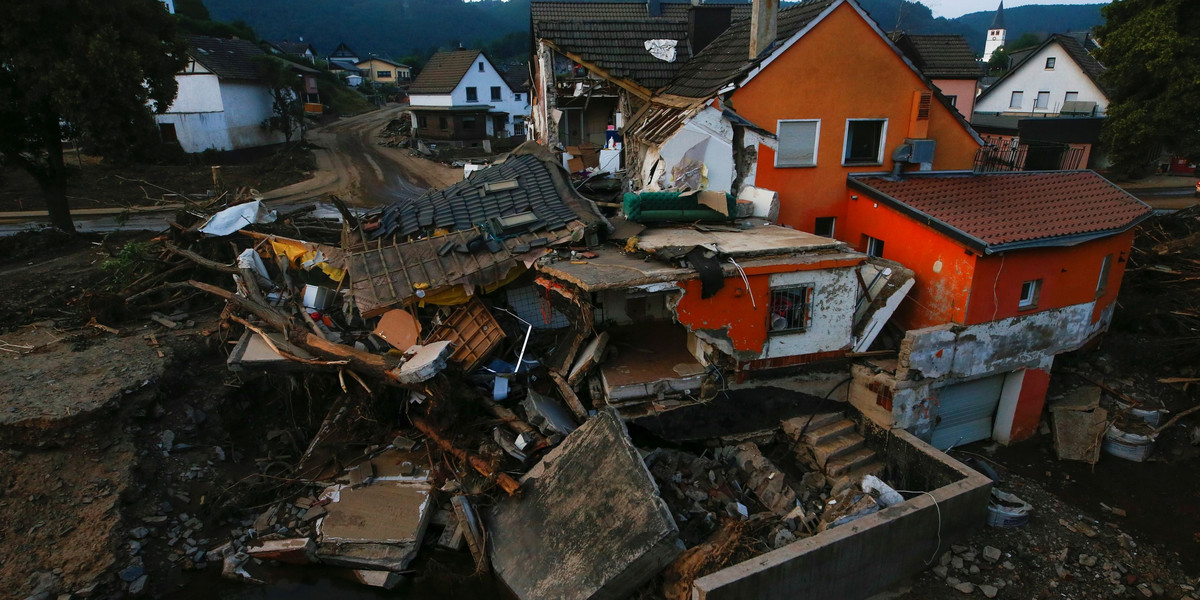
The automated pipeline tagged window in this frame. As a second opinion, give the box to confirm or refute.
[462,116,476,130]
[1064,91,1079,104]
[376,70,391,78]
[1018,279,1041,309]
[768,285,813,333]
[814,217,836,238]
[1096,254,1113,296]
[514,93,521,102]
[1045,57,1056,69]
[513,117,526,137]
[945,95,958,107]
[864,235,884,258]
[1035,91,1050,109]
[490,86,501,101]
[438,116,448,130]
[465,87,478,102]
[843,119,886,165]
[478,61,484,72]
[776,119,820,167]
[1009,91,1024,109]
[418,116,428,128]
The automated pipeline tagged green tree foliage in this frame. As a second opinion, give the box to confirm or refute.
[0,0,187,232]
[254,56,305,144]
[1096,0,1200,178]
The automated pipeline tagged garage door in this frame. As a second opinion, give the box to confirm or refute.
[929,375,1006,450]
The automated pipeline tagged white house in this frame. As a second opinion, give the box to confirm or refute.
[155,35,296,153]
[406,49,530,148]
[974,34,1109,118]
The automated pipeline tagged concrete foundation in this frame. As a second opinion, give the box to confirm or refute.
[692,420,992,600]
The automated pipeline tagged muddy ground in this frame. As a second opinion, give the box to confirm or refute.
[0,144,315,213]
[1,224,1197,599]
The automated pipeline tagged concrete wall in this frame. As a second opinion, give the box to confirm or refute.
[693,424,992,600]
[763,268,857,359]
[974,41,1108,116]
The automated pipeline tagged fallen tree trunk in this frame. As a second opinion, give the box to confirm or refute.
[411,415,521,496]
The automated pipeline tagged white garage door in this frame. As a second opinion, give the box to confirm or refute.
[929,375,1006,450]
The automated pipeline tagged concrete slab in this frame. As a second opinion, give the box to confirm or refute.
[315,480,434,571]
[635,224,841,257]
[487,410,681,600]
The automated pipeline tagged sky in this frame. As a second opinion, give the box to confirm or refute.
[922,0,1109,19]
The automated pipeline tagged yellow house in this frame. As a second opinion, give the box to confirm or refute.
[355,57,412,85]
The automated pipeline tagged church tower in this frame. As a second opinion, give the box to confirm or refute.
[982,1,1006,62]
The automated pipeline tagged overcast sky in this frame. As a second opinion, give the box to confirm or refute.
[922,0,1109,19]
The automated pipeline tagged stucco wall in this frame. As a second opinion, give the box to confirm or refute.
[155,112,231,153]
[733,2,981,233]
[166,73,223,113]
[974,41,1108,116]
[650,106,736,193]
[412,54,529,136]
[932,78,978,119]
[220,81,287,150]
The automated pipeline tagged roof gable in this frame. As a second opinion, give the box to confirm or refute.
[848,171,1150,253]
[408,49,486,95]
[183,34,266,81]
[977,34,1108,104]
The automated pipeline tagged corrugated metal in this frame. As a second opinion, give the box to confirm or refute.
[930,374,1005,450]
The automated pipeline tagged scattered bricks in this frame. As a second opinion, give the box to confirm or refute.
[983,546,1002,562]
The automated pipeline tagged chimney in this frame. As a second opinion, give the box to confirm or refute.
[647,0,661,18]
[749,0,779,59]
[688,6,733,55]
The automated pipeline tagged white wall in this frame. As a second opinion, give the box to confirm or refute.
[762,267,857,359]
[155,112,231,153]
[653,106,737,193]
[409,54,529,136]
[975,41,1108,116]
[220,81,287,149]
[165,73,224,113]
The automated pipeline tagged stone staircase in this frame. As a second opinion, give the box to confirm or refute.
[782,412,886,496]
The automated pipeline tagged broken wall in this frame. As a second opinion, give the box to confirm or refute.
[672,265,858,363]
[691,425,991,600]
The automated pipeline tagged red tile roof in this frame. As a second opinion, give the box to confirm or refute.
[849,171,1152,252]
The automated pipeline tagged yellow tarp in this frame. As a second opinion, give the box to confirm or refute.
[270,238,346,283]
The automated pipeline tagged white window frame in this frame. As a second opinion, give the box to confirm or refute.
[865,235,884,258]
[1018,279,1041,309]
[775,119,820,168]
[945,94,958,107]
[1064,91,1079,104]
[842,118,888,166]
[814,216,836,238]
[1035,91,1050,110]
[376,70,391,79]
[1009,91,1024,109]
[1096,254,1112,296]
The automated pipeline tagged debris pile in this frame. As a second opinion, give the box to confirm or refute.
[377,115,412,148]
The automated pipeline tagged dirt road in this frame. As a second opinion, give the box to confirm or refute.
[262,104,461,208]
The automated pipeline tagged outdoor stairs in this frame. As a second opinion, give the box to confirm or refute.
[782,412,886,497]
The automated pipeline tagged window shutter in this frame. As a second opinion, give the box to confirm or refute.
[777,121,818,166]
[917,91,932,120]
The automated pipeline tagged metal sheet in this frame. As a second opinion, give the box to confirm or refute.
[930,374,1005,450]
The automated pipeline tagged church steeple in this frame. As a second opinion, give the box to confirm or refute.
[983,1,1007,62]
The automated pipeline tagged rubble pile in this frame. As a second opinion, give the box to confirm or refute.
[377,115,412,148]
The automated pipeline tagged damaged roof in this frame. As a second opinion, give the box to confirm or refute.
[661,0,837,99]
[891,34,982,80]
[848,171,1153,253]
[369,142,608,240]
[535,19,693,89]
[530,0,751,23]
[184,34,268,81]
[408,49,483,95]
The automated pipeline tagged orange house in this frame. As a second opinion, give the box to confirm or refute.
[844,170,1150,446]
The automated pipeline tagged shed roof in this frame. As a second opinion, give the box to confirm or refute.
[184,34,267,81]
[369,142,607,240]
[891,34,982,80]
[848,171,1151,253]
[535,19,693,89]
[408,49,484,95]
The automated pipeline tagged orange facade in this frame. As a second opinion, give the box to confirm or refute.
[732,2,981,232]
[965,231,1134,326]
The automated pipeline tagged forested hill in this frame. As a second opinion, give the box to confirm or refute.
[199,0,1106,64]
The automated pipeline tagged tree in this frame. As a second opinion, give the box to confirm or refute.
[255,56,304,145]
[0,0,186,232]
[1096,0,1200,178]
